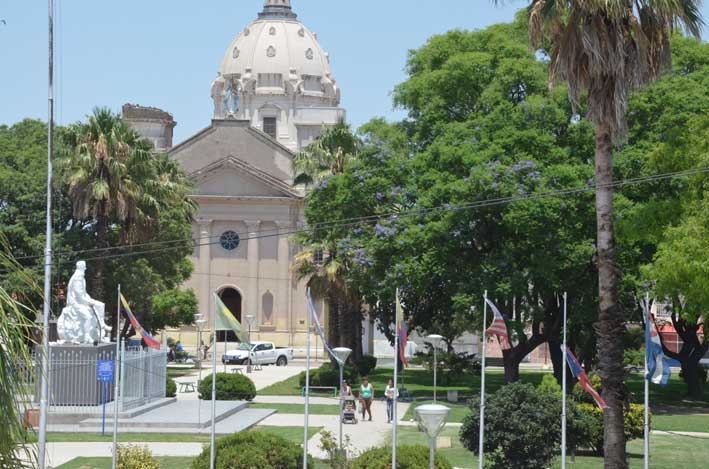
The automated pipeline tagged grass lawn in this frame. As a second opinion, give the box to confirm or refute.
[401,399,471,423]
[395,426,709,469]
[166,367,197,379]
[652,414,709,433]
[250,402,340,415]
[260,367,709,412]
[58,457,193,469]
[256,425,322,443]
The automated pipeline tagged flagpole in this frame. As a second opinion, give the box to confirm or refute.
[210,293,217,469]
[392,289,400,469]
[304,289,311,469]
[111,285,122,469]
[478,290,488,469]
[644,291,650,469]
[561,292,567,469]
[37,0,54,465]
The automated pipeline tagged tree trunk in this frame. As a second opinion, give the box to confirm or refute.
[660,315,708,400]
[594,123,627,468]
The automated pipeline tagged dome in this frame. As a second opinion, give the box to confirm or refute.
[210,1,344,152]
[218,0,336,96]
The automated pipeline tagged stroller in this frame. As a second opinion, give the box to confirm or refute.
[341,396,358,424]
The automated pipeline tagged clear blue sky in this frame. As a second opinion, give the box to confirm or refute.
[1,1,708,143]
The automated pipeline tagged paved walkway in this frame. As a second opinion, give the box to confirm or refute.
[259,399,411,459]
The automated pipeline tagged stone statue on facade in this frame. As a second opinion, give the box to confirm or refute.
[223,79,240,116]
[56,261,111,344]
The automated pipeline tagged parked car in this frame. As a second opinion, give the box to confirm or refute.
[222,341,293,366]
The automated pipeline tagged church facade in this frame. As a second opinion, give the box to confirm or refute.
[125,0,344,350]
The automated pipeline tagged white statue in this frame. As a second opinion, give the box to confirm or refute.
[223,79,240,116]
[56,261,112,344]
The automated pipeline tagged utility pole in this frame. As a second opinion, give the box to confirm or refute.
[37,0,54,466]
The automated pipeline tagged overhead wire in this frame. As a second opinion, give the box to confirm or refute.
[2,165,708,278]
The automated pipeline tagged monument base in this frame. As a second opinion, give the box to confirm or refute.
[35,342,117,406]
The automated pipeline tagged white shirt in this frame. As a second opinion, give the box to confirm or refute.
[385,385,399,400]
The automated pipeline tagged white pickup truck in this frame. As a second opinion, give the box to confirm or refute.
[222,341,293,366]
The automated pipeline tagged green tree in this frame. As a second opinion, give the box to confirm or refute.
[513,1,705,464]
[58,108,198,336]
[293,120,364,359]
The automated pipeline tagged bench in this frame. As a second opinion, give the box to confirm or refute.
[178,382,196,393]
[231,368,244,375]
[301,386,337,397]
[399,388,414,402]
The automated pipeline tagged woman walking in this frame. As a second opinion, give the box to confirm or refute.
[359,376,374,421]
[385,378,398,423]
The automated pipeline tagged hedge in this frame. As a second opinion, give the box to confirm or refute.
[198,373,256,401]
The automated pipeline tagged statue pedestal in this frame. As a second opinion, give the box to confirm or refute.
[35,343,117,406]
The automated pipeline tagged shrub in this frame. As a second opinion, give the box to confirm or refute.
[537,373,562,395]
[166,377,176,398]
[319,430,355,469]
[191,430,311,469]
[355,354,378,376]
[353,445,452,469]
[299,363,359,388]
[576,403,648,455]
[117,445,160,469]
[460,382,560,469]
[198,373,256,401]
[624,348,645,369]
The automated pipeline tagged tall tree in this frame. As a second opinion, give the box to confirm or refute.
[515,1,705,465]
[58,108,155,304]
[58,108,198,336]
[293,119,364,359]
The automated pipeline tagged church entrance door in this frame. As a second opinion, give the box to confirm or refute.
[218,287,242,342]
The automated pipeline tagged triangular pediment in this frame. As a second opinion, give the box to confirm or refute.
[191,156,302,199]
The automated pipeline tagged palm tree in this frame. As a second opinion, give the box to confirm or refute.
[294,119,358,187]
[508,1,704,466]
[59,108,153,302]
[292,120,363,359]
[0,243,38,467]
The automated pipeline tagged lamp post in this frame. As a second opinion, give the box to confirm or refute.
[426,334,443,403]
[333,347,352,451]
[195,316,206,370]
[415,404,450,469]
[245,314,255,373]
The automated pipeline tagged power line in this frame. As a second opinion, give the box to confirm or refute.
[4,165,708,272]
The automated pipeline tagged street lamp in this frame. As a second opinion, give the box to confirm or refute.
[426,334,444,403]
[332,347,352,451]
[415,404,450,469]
[245,314,255,373]
[195,316,206,370]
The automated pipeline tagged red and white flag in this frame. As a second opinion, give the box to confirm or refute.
[484,298,511,350]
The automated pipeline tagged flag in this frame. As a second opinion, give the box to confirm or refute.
[484,298,511,350]
[562,345,608,409]
[213,293,249,344]
[646,304,671,386]
[396,293,409,367]
[120,294,161,350]
[306,289,342,365]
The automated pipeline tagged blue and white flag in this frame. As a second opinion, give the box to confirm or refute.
[306,289,343,366]
[646,301,671,386]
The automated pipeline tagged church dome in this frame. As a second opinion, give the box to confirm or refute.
[218,0,336,95]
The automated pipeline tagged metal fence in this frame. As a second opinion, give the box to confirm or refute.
[26,342,167,415]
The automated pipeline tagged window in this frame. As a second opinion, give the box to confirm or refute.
[263,117,277,139]
[262,291,274,324]
[313,249,324,266]
[220,231,241,251]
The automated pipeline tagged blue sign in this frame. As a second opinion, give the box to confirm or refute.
[97,360,114,383]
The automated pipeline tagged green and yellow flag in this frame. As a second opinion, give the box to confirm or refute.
[213,292,249,343]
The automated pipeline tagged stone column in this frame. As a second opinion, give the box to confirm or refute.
[276,221,290,333]
[246,220,260,328]
[198,220,213,327]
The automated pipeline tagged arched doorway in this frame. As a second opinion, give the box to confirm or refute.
[217,287,242,342]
